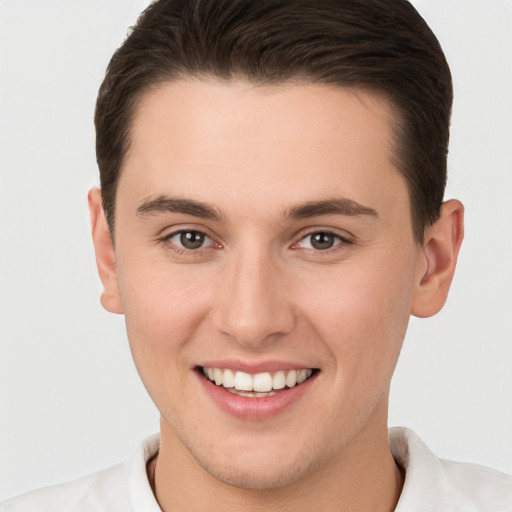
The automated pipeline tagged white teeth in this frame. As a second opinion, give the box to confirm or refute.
[202,366,314,392]
[253,372,273,392]
[228,389,277,398]
[272,371,286,390]
[214,368,223,386]
[234,371,253,391]
[223,369,235,388]
[285,370,297,388]
[296,369,307,384]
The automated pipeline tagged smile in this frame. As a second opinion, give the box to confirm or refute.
[201,366,315,397]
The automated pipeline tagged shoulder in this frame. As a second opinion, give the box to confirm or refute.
[391,427,512,511]
[1,434,160,512]
[439,458,512,510]
[0,463,128,512]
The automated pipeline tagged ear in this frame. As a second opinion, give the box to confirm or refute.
[411,199,464,318]
[88,187,124,314]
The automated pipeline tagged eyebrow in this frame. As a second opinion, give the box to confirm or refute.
[285,198,378,220]
[136,195,378,222]
[136,195,223,222]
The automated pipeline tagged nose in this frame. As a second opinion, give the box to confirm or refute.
[211,249,296,349]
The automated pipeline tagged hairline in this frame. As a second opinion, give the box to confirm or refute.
[106,75,426,245]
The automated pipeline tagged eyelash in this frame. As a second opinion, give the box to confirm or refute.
[160,229,352,256]
[161,229,219,255]
[293,231,351,252]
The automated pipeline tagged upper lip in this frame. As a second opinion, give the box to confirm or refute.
[197,359,317,374]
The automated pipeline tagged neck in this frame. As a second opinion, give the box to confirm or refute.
[149,414,403,512]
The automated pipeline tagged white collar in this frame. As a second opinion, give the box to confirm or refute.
[125,428,512,511]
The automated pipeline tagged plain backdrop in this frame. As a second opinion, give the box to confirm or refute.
[1,0,511,502]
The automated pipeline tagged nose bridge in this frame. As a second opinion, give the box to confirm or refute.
[213,243,295,347]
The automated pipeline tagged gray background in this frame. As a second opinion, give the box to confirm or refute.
[1,0,511,501]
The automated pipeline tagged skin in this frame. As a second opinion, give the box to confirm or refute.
[89,80,464,511]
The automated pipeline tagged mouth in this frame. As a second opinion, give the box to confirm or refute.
[199,366,319,398]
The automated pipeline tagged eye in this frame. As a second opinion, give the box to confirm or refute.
[297,231,345,251]
[166,230,213,250]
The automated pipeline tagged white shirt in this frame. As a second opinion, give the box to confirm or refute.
[2,428,511,511]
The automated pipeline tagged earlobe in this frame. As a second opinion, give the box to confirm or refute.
[88,187,124,314]
[411,200,464,318]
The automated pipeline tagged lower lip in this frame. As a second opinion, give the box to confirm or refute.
[196,371,318,421]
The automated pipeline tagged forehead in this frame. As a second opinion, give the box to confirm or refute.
[119,79,407,222]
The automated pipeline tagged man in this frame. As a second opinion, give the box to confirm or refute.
[2,0,511,510]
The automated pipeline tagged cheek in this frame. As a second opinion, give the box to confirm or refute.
[116,263,213,389]
[301,259,416,380]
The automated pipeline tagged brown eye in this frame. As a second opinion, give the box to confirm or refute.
[179,231,205,249]
[167,230,211,250]
[310,232,336,250]
[298,231,344,251]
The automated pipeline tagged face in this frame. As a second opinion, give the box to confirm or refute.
[99,80,429,488]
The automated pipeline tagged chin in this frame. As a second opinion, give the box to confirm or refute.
[184,435,327,491]
[196,455,316,490]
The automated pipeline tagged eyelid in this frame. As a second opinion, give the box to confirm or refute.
[168,230,212,247]
[159,223,217,241]
[159,226,222,254]
[291,227,354,251]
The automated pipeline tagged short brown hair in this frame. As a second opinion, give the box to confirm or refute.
[95,0,452,242]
